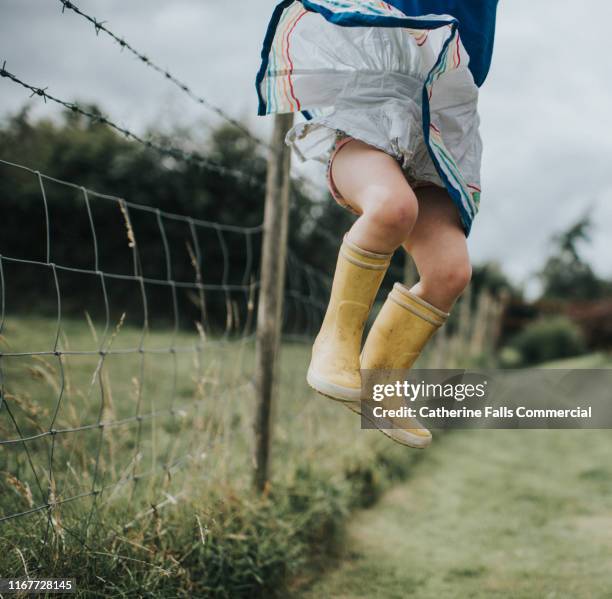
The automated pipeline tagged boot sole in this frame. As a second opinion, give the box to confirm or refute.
[306,367,362,403]
[343,401,432,449]
[306,369,431,449]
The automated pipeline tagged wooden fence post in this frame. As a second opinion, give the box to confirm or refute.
[253,113,293,492]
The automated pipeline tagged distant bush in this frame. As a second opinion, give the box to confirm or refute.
[505,316,586,366]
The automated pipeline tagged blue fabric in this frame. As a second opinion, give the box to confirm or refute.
[301,0,455,30]
[387,0,499,86]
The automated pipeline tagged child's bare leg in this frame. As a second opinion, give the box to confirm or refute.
[404,185,472,312]
[330,139,419,252]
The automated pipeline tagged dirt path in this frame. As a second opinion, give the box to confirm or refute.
[301,430,612,598]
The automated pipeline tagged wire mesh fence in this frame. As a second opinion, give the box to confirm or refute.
[0,155,331,550]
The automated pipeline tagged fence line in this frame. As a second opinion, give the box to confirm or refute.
[0,156,252,540]
[0,154,329,539]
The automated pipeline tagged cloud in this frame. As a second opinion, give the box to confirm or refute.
[471,0,612,282]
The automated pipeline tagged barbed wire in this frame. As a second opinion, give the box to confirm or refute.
[0,63,263,186]
[56,0,272,151]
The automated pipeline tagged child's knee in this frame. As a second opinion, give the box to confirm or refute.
[364,185,418,237]
[437,259,472,298]
[421,256,471,301]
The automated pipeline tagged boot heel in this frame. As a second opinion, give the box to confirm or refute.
[306,366,362,402]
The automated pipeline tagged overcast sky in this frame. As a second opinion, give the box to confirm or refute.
[1,0,611,291]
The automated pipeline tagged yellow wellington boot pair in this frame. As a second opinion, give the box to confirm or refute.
[307,237,448,449]
[307,236,392,402]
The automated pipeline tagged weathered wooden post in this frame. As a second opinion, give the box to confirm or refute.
[253,113,293,492]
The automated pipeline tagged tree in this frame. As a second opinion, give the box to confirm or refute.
[539,217,610,301]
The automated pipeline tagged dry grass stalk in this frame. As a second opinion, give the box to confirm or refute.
[3,472,34,508]
[29,356,60,395]
[119,200,136,248]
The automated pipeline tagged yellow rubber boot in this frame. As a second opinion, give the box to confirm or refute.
[358,282,449,448]
[307,236,392,402]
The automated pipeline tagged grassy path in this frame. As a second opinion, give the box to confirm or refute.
[301,429,612,598]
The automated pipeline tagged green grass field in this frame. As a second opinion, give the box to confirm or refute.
[301,418,612,596]
[2,315,611,596]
